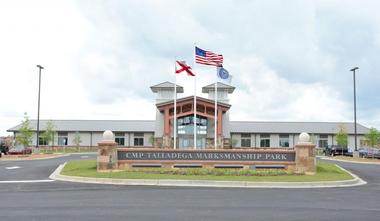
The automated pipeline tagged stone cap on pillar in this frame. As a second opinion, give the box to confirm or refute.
[103,130,114,141]
[298,132,311,145]
[98,130,117,145]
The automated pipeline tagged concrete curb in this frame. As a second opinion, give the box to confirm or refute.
[67,152,97,155]
[1,154,70,161]
[50,162,367,189]
[320,157,380,165]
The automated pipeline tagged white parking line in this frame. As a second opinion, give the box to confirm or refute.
[5,166,21,170]
[0,179,55,184]
[80,156,89,159]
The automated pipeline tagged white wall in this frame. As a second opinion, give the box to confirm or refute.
[144,132,154,146]
[129,133,134,146]
[154,110,164,137]
[223,112,230,138]
[231,133,241,147]
[271,134,279,147]
[91,132,103,146]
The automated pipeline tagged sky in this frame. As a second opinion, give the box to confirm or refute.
[1,0,379,136]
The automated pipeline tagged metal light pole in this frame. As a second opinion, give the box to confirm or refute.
[36,65,44,149]
[350,67,358,153]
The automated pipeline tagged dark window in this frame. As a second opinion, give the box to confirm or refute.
[134,133,144,146]
[279,134,290,147]
[318,135,328,148]
[115,133,125,146]
[260,134,270,147]
[115,137,125,145]
[241,134,251,147]
[38,137,47,145]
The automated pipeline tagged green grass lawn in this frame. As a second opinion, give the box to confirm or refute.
[61,160,353,182]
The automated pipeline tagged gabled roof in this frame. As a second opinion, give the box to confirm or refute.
[7,120,155,132]
[229,121,370,135]
[155,95,231,109]
[202,82,235,93]
[150,81,184,93]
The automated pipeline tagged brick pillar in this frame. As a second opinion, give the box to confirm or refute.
[164,108,170,136]
[217,108,223,137]
[162,108,172,148]
[97,131,118,172]
[295,133,316,175]
[216,108,223,149]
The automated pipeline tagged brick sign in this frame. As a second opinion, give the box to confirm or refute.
[118,150,295,162]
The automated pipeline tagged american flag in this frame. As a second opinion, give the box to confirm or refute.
[195,47,223,66]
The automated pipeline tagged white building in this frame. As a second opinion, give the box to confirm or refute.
[7,82,369,149]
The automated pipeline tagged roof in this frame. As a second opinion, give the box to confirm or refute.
[7,120,370,135]
[202,82,235,93]
[155,95,231,109]
[150,81,184,93]
[7,120,155,132]
[229,121,370,135]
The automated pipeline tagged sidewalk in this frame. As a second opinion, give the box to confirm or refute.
[50,163,367,189]
[319,156,380,165]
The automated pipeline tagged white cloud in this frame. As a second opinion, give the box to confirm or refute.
[1,0,380,136]
[228,56,350,122]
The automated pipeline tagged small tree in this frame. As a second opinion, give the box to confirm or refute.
[3,136,13,147]
[73,131,82,152]
[41,120,56,149]
[336,125,348,148]
[365,127,380,148]
[365,128,380,159]
[15,113,33,148]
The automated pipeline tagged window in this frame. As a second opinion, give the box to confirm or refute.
[38,137,47,145]
[115,132,125,146]
[279,134,290,147]
[177,116,208,135]
[134,133,144,146]
[260,134,270,147]
[318,134,328,148]
[58,132,68,146]
[241,134,251,147]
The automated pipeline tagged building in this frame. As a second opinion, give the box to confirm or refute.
[7,82,370,149]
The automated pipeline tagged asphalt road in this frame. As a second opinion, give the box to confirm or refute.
[0,155,380,221]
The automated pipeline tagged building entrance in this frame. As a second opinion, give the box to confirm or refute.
[177,115,208,149]
[178,136,206,149]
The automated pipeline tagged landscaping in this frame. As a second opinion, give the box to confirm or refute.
[38,146,97,154]
[61,160,353,182]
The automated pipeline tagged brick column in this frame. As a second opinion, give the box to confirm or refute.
[97,131,118,172]
[164,108,170,136]
[217,108,223,137]
[295,133,316,175]
[163,108,171,148]
[217,108,224,149]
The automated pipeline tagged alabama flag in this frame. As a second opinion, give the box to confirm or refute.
[175,60,195,76]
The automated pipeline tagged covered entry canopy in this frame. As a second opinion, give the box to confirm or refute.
[156,96,231,140]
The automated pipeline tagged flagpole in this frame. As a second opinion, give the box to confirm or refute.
[193,44,197,149]
[214,70,218,149]
[174,60,177,150]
